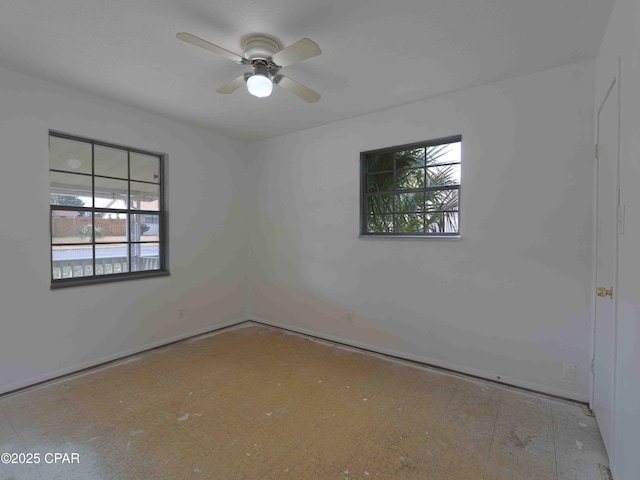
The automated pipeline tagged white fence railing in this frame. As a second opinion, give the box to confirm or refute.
[52,256,159,279]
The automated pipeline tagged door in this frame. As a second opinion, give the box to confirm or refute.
[592,69,619,460]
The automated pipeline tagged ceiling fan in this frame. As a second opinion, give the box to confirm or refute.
[177,32,322,103]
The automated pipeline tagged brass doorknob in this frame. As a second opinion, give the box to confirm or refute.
[596,287,613,298]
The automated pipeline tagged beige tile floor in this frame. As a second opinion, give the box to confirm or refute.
[0,324,609,479]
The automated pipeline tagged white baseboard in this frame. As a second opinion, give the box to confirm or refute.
[3,314,589,404]
[248,316,588,403]
[0,316,248,396]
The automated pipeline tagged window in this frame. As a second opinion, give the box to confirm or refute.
[49,132,167,287]
[360,135,461,237]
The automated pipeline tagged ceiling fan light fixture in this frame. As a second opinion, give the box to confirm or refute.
[66,159,82,169]
[246,73,273,98]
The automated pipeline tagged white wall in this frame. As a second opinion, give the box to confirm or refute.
[0,45,605,412]
[595,0,640,478]
[249,61,596,401]
[0,65,249,394]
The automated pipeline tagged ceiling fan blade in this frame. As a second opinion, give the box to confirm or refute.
[216,74,248,94]
[271,38,321,67]
[273,75,321,103]
[177,32,247,64]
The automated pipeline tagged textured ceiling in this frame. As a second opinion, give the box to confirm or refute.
[0,0,615,141]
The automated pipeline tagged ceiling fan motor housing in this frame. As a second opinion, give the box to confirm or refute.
[242,35,280,62]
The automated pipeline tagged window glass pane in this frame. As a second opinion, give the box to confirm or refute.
[395,213,424,233]
[394,192,425,213]
[145,213,159,224]
[361,137,460,236]
[367,172,393,193]
[427,164,460,186]
[51,210,94,244]
[368,195,393,215]
[50,172,93,206]
[52,245,94,279]
[49,136,92,175]
[367,215,393,233]
[131,213,160,241]
[131,243,160,272]
[130,153,160,183]
[95,213,128,243]
[427,142,460,165]
[426,189,459,212]
[50,133,165,285]
[396,148,425,169]
[426,211,459,233]
[94,177,128,209]
[130,182,160,211]
[95,244,129,276]
[366,152,394,173]
[95,145,128,179]
[396,168,425,190]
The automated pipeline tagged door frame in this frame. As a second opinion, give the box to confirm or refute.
[590,55,621,464]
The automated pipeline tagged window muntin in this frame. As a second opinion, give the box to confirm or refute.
[361,136,461,236]
[49,132,167,287]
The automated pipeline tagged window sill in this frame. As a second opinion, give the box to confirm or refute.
[359,234,461,240]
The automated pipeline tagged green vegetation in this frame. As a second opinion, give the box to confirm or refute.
[366,143,460,234]
[77,224,104,239]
